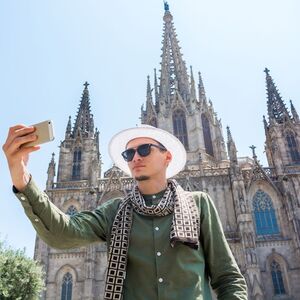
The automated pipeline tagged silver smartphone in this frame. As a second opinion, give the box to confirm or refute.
[24,120,55,147]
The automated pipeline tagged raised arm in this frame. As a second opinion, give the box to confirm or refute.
[2,124,118,249]
[14,177,118,249]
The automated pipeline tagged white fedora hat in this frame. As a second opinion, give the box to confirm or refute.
[108,124,187,178]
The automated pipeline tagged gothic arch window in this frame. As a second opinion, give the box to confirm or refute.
[72,148,81,180]
[253,190,279,235]
[61,272,73,300]
[286,131,300,163]
[271,260,286,295]
[173,109,189,149]
[66,205,78,216]
[201,114,214,157]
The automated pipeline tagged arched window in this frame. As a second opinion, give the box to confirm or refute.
[173,109,189,149]
[201,114,214,157]
[286,132,300,163]
[66,205,78,216]
[61,272,73,300]
[253,190,279,235]
[72,148,81,180]
[271,260,286,295]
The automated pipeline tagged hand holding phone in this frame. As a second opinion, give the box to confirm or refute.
[23,120,55,147]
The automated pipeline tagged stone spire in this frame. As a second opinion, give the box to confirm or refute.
[263,115,269,134]
[290,100,300,123]
[227,126,237,164]
[198,71,207,105]
[159,3,190,103]
[146,75,156,114]
[65,116,72,139]
[190,66,197,102]
[46,153,56,189]
[264,68,291,124]
[73,82,95,138]
[154,68,159,107]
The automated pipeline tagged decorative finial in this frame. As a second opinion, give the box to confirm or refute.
[249,145,257,160]
[264,68,270,76]
[84,81,90,89]
[164,1,169,12]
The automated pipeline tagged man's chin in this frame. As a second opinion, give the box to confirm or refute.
[135,175,150,181]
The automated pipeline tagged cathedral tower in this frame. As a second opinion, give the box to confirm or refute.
[141,3,227,167]
[264,68,300,174]
[35,83,107,299]
[56,82,101,187]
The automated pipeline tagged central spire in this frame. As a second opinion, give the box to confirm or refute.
[159,3,190,103]
[72,81,95,138]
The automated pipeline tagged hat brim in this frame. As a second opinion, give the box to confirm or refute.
[108,125,187,178]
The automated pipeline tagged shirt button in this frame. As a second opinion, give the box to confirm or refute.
[155,227,159,231]
[158,278,163,283]
[20,196,26,201]
[157,251,161,256]
[34,218,39,222]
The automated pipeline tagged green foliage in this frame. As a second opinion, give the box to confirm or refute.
[0,240,45,300]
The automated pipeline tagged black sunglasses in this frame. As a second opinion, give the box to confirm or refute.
[121,143,167,162]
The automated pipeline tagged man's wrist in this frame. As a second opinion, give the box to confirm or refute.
[13,173,32,192]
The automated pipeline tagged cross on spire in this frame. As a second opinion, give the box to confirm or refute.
[249,145,257,160]
[264,68,270,76]
[84,81,90,89]
[164,1,169,11]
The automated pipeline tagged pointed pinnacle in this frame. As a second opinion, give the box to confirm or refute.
[190,66,194,81]
[226,126,232,141]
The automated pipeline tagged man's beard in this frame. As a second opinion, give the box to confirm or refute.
[135,175,150,181]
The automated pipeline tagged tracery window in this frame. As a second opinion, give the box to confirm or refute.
[66,205,78,216]
[253,190,279,235]
[72,148,81,180]
[61,272,73,300]
[286,132,300,163]
[173,109,189,149]
[201,114,214,157]
[271,260,286,295]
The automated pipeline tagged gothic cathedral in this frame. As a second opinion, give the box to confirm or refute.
[35,5,300,300]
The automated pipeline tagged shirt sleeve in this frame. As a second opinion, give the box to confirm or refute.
[14,177,120,250]
[198,192,248,300]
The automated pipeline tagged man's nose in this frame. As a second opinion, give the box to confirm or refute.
[132,150,142,162]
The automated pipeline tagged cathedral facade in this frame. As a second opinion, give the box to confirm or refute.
[34,5,300,300]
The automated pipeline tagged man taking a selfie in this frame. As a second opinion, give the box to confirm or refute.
[3,124,247,300]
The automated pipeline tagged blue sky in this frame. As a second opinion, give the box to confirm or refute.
[0,0,299,257]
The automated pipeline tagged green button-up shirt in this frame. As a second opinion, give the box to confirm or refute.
[15,179,247,300]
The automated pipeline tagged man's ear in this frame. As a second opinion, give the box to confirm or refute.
[166,151,172,165]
